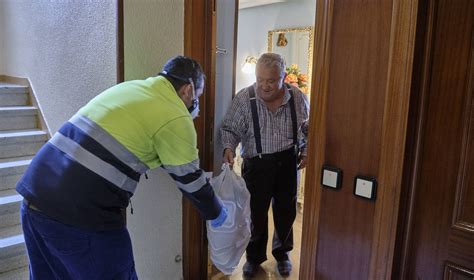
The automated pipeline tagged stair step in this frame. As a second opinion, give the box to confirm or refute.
[0,224,23,241]
[0,266,29,280]
[0,234,28,274]
[0,158,32,192]
[0,130,47,159]
[0,106,38,131]
[0,84,29,107]
[0,189,22,229]
[0,234,24,250]
[0,156,34,164]
[0,84,29,94]
[0,106,37,116]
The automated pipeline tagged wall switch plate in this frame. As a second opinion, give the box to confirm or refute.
[321,165,342,190]
[354,176,377,201]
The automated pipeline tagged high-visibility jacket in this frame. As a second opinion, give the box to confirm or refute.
[16,76,221,230]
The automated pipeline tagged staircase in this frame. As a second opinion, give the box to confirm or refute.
[0,81,48,279]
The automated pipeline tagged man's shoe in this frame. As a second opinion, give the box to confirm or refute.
[242,261,258,278]
[277,260,292,277]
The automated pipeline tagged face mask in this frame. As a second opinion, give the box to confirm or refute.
[188,99,200,119]
[188,78,200,119]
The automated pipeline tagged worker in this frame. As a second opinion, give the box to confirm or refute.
[16,56,227,279]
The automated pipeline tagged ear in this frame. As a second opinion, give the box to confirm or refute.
[178,84,192,98]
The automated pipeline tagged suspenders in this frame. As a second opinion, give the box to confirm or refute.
[248,84,298,158]
[248,86,264,157]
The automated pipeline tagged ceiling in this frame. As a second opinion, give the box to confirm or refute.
[238,0,289,9]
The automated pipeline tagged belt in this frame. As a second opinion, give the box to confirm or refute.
[23,199,42,212]
[246,147,297,161]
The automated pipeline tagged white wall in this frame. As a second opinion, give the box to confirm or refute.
[1,0,185,278]
[124,1,185,279]
[0,0,117,133]
[214,0,238,173]
[0,4,4,73]
[236,0,316,91]
[124,0,184,80]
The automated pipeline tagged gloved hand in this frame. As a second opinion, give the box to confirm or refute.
[211,206,228,228]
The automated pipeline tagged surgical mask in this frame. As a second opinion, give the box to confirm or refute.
[187,78,200,119]
[188,99,200,119]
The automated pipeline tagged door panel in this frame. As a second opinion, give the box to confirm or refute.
[315,1,392,277]
[405,0,474,278]
[444,263,474,280]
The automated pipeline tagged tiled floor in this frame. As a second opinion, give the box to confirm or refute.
[209,207,303,280]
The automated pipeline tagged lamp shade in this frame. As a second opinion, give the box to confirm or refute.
[241,56,257,74]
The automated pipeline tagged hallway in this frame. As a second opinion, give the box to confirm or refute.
[210,208,303,280]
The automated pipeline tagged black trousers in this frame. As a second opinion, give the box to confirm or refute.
[242,148,298,264]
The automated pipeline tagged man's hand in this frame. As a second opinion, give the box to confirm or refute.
[223,148,235,168]
[297,156,307,170]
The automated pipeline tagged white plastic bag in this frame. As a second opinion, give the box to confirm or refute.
[207,164,251,275]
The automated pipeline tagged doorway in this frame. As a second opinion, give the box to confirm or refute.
[209,0,316,279]
[183,0,474,279]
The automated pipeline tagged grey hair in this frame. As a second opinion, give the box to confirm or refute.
[256,53,286,77]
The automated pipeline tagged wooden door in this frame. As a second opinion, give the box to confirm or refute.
[399,0,474,278]
[183,0,216,279]
[300,0,418,278]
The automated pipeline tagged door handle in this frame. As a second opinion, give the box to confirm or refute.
[216,46,228,55]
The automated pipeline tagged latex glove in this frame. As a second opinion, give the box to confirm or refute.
[211,206,228,228]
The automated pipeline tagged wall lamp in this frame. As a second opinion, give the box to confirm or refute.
[241,55,258,74]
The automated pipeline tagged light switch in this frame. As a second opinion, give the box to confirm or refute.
[354,176,377,200]
[321,165,342,190]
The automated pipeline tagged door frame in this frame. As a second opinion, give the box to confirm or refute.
[183,0,419,278]
[116,0,124,84]
[183,0,216,279]
[392,0,435,277]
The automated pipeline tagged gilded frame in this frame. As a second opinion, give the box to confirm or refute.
[268,27,314,93]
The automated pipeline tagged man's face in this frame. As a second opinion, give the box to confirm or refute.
[182,79,204,109]
[255,64,284,102]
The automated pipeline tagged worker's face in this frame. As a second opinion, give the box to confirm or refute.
[255,64,285,102]
[181,79,203,119]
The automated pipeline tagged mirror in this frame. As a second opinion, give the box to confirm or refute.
[268,27,314,94]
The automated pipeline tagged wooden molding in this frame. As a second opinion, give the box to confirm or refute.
[444,262,474,279]
[368,0,419,278]
[452,31,474,234]
[116,0,124,83]
[298,0,333,279]
[183,0,215,279]
[393,0,435,277]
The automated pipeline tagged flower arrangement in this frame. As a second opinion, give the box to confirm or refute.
[284,64,309,94]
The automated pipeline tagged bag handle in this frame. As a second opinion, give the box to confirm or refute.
[213,163,231,194]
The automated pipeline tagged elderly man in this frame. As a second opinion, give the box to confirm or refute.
[221,53,309,277]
